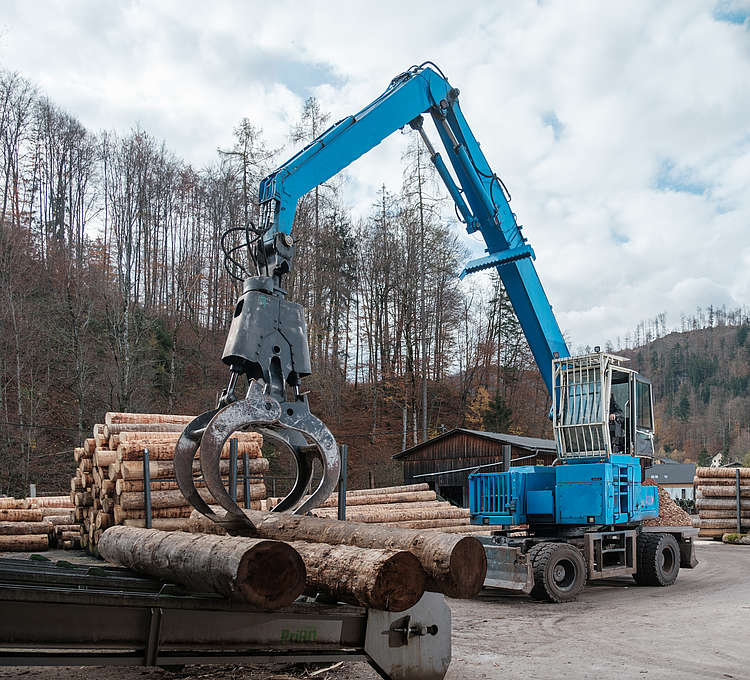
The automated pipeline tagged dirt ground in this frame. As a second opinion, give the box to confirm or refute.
[0,540,748,680]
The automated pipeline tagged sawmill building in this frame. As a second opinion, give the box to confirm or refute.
[393,428,556,507]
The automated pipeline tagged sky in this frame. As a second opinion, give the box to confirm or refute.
[1,0,749,349]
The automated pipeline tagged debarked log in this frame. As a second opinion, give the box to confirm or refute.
[98,526,305,608]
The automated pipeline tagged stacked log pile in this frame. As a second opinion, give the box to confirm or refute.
[0,495,74,550]
[694,467,750,537]
[270,483,491,535]
[72,412,269,554]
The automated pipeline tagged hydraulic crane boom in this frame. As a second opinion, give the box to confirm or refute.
[176,63,572,530]
[255,63,569,396]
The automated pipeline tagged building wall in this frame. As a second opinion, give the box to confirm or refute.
[661,484,695,501]
[400,431,555,507]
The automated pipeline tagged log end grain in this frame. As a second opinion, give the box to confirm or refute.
[369,550,425,612]
[235,539,306,609]
[440,535,487,599]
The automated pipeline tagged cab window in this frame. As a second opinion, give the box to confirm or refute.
[636,380,653,431]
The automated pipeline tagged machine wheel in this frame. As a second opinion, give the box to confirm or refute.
[528,542,586,603]
[634,533,680,586]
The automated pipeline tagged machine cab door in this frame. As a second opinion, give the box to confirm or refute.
[633,376,655,457]
[609,369,632,455]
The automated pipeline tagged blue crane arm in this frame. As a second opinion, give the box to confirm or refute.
[257,65,569,395]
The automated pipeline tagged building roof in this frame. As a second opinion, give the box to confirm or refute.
[645,463,696,486]
[392,428,556,460]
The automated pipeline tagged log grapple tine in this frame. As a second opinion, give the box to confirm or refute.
[174,410,221,520]
[198,382,281,529]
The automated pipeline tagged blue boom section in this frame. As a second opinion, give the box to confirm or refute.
[257,66,569,395]
[469,456,658,527]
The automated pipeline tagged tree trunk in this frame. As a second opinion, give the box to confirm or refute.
[0,534,48,550]
[119,484,266,511]
[289,540,424,611]
[120,457,268,480]
[98,526,305,608]
[105,412,196,426]
[0,509,43,522]
[0,521,51,535]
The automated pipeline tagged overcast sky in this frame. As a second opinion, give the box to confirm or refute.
[1,0,749,349]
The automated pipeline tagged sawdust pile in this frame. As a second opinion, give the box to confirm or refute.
[641,479,692,527]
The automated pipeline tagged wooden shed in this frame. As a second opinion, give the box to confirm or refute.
[392,428,557,507]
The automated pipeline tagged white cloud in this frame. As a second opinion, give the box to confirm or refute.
[1,0,748,349]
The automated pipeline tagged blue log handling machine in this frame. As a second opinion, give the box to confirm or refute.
[470,351,698,602]
[171,62,697,604]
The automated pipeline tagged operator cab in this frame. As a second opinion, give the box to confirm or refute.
[552,352,654,462]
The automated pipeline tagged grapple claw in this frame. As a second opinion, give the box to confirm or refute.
[174,409,222,521]
[198,382,282,529]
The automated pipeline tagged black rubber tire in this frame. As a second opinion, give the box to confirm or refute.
[633,533,680,586]
[528,542,587,603]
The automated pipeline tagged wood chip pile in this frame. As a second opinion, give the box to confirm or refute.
[693,466,750,537]
[269,483,492,535]
[0,495,75,550]
[641,479,692,527]
[71,412,269,554]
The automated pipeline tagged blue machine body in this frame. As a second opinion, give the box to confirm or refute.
[470,456,658,527]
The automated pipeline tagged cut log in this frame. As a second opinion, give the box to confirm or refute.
[94,450,118,467]
[116,477,264,494]
[187,508,486,599]
[98,526,306,608]
[46,515,75,525]
[95,512,114,530]
[108,463,121,480]
[696,467,750,478]
[312,507,469,524]
[346,484,431,496]
[0,534,49,551]
[117,439,261,462]
[105,412,196,426]
[697,486,750,498]
[122,518,192,530]
[83,438,96,455]
[312,501,451,516]
[32,496,73,508]
[114,505,203,523]
[120,457,268,480]
[289,541,425,611]
[53,524,81,533]
[119,484,266,511]
[699,510,750,519]
[0,498,31,510]
[422,525,492,534]
[314,490,437,509]
[0,509,44,522]
[381,518,472,529]
[696,498,750,510]
[693,518,750,529]
[104,423,188,438]
[70,478,84,493]
[0,521,51,535]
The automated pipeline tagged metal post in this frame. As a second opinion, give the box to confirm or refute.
[502,444,511,472]
[737,468,742,534]
[337,444,348,521]
[272,477,277,498]
[143,448,152,529]
[368,470,374,489]
[230,438,238,503]
[29,483,36,498]
[243,452,251,509]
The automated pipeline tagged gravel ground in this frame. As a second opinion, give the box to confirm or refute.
[0,540,748,680]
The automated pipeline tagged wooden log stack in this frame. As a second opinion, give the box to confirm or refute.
[694,466,750,537]
[0,495,74,551]
[71,412,269,554]
[268,483,491,535]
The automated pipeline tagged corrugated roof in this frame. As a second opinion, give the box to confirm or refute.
[645,463,696,485]
[393,428,556,460]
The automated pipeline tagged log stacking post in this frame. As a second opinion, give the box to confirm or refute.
[143,448,152,529]
[241,453,248,509]
[737,468,742,535]
[230,438,237,503]
[338,443,348,522]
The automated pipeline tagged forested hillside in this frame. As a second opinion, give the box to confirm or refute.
[625,319,750,466]
[0,70,545,494]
